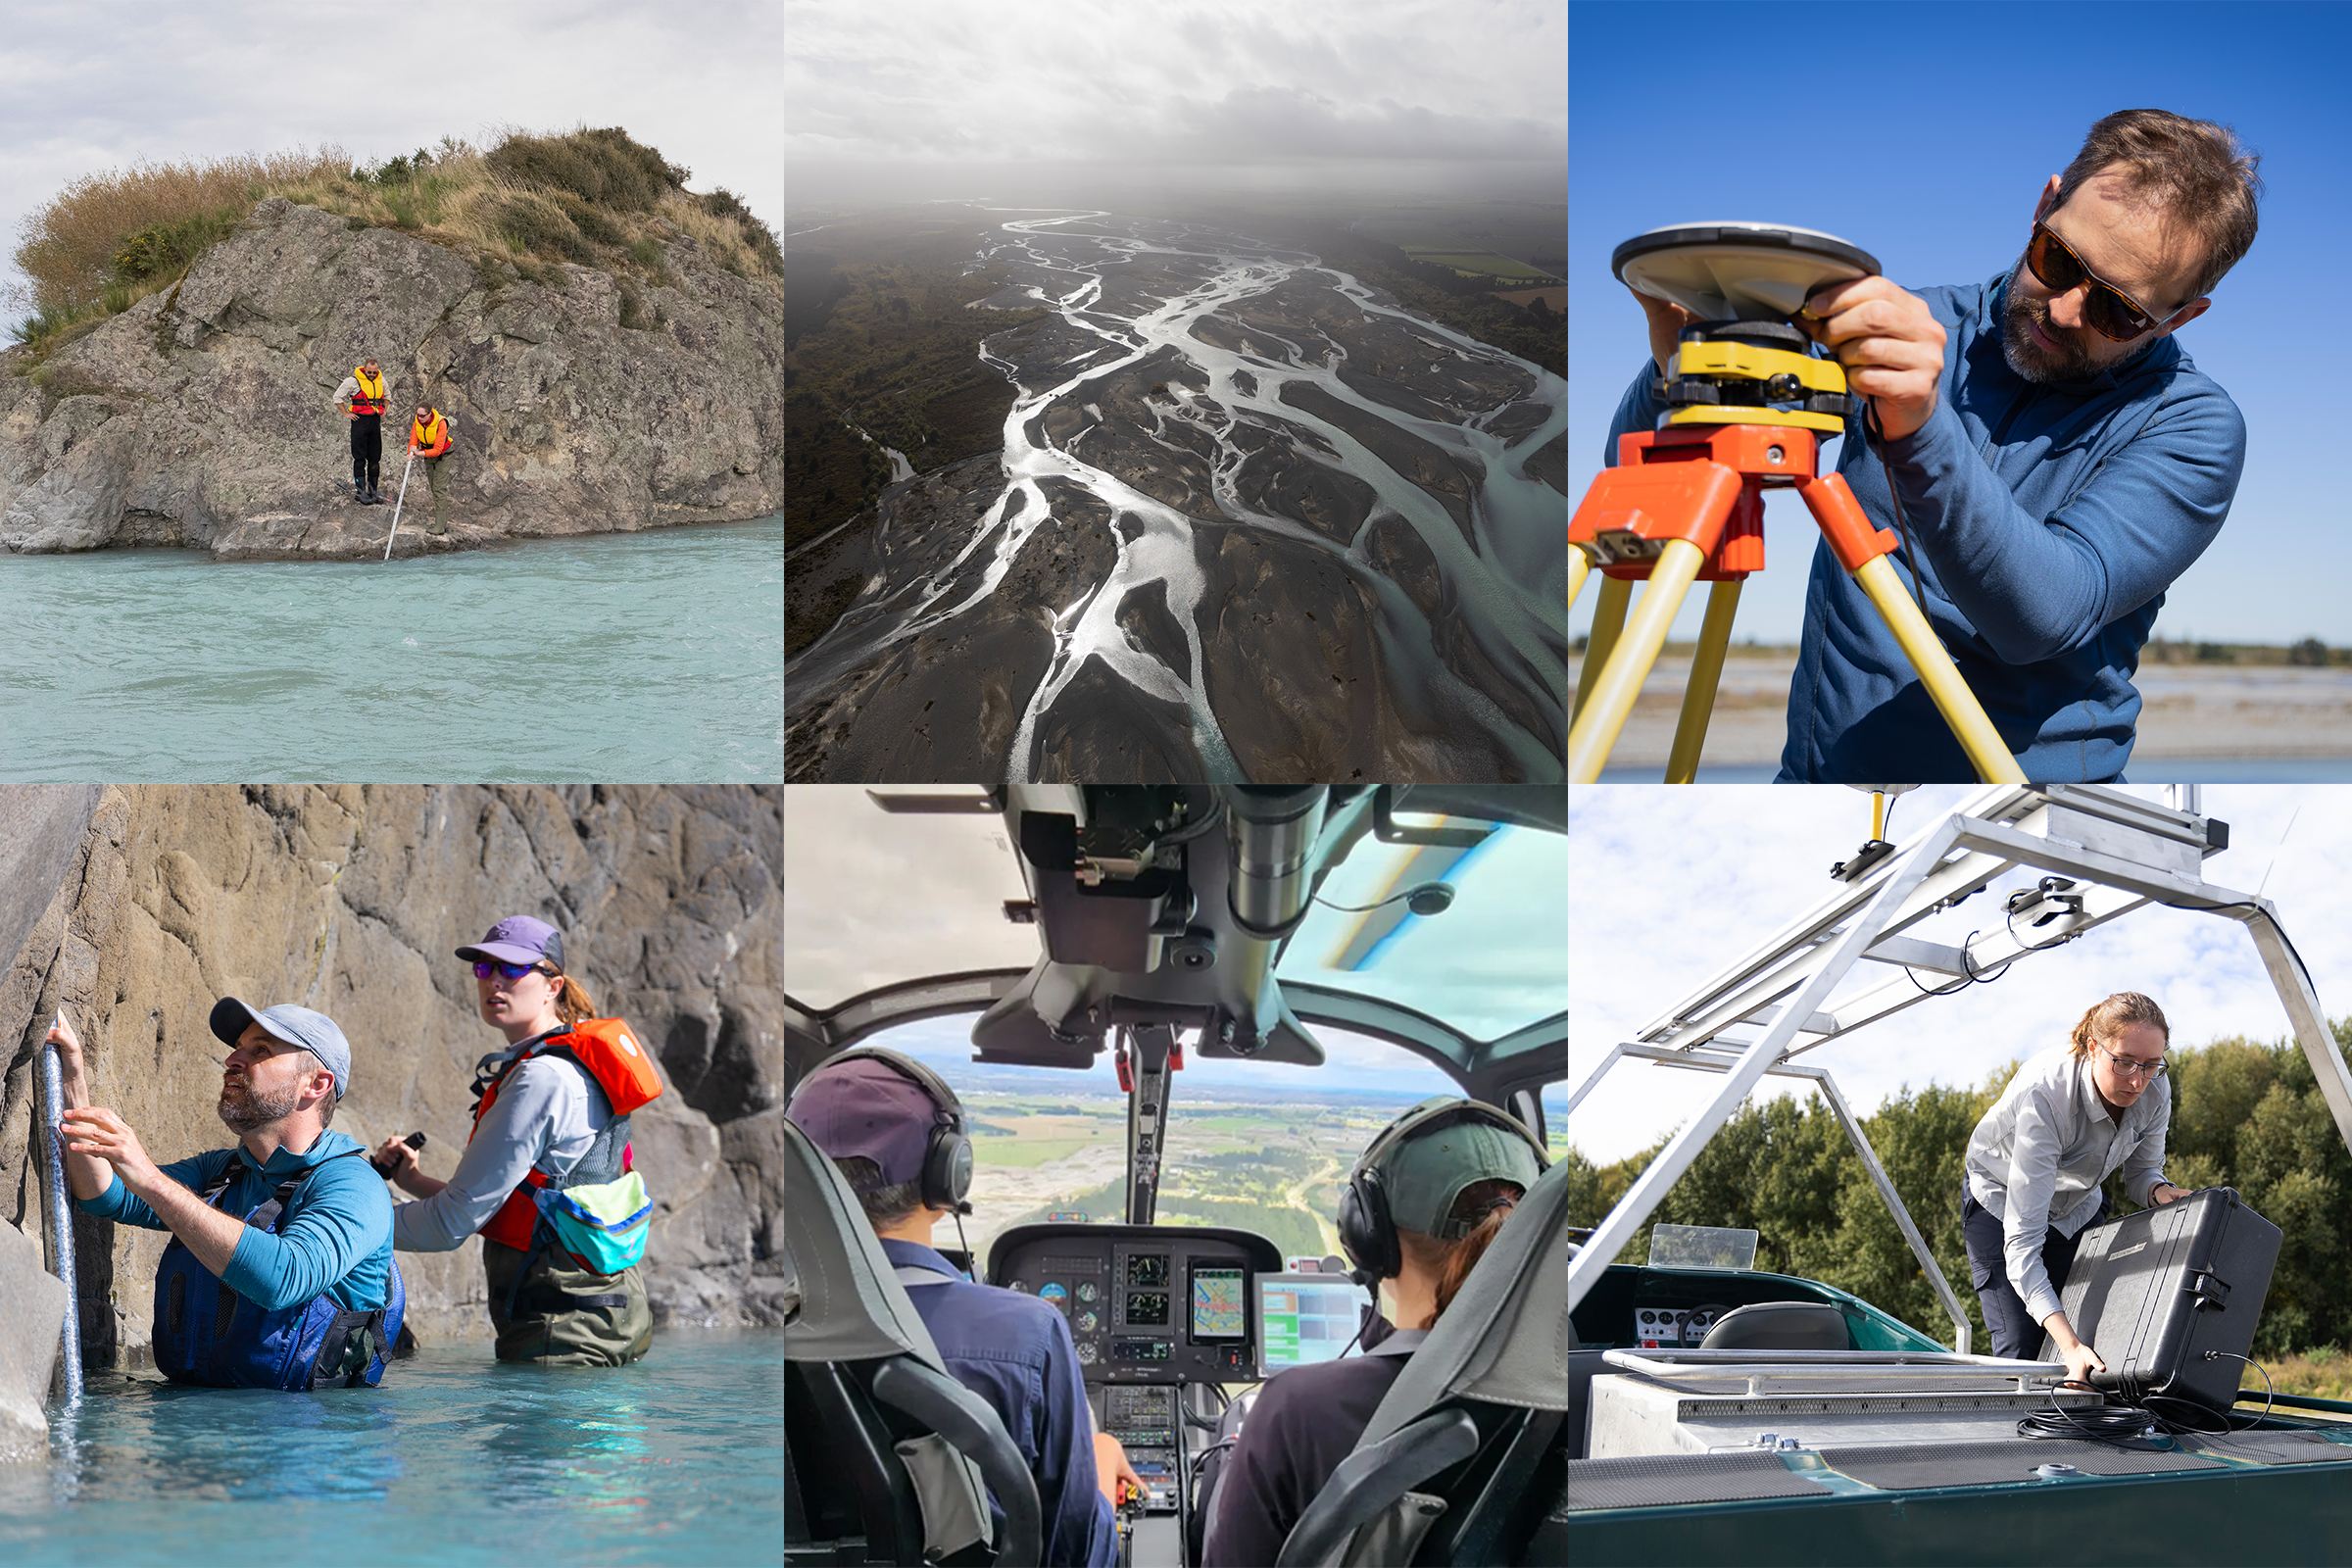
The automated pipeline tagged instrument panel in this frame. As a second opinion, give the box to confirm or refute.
[992,1223,1276,1385]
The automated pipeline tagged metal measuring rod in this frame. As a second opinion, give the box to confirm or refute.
[1569,222,2026,786]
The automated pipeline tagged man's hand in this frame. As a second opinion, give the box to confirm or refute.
[1093,1430,1146,1509]
[1628,284,1702,376]
[372,1135,420,1179]
[61,1106,166,1199]
[1801,276,1947,442]
[2150,1183,2188,1204]
[44,1013,88,1091]
[342,406,357,421]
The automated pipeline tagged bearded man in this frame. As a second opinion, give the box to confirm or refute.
[47,999,400,1389]
[1611,109,2262,782]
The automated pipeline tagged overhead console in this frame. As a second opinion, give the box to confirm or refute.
[989,1223,1285,1385]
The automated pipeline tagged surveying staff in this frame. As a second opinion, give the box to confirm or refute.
[335,358,391,504]
[1200,1100,1545,1568]
[45,1003,399,1390]
[1962,992,2189,1382]
[785,1049,1145,1568]
[1612,109,2259,783]
[407,404,453,536]
[373,916,657,1365]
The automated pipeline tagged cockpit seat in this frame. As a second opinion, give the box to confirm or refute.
[1274,1152,1569,1566]
[1698,1301,1852,1351]
[783,1113,1042,1567]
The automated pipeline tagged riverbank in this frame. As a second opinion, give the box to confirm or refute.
[0,191,781,560]
[1572,648,2352,774]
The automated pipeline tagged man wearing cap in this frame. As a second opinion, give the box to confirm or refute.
[45,1001,395,1388]
[787,1051,1143,1568]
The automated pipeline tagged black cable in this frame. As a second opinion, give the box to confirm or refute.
[1862,400,1935,629]
[1901,926,2015,998]
[1880,791,1902,842]
[2016,1392,2165,1445]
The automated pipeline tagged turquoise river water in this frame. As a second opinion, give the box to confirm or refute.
[1,517,782,780]
[0,1330,784,1566]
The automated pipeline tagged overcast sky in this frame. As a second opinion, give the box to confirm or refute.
[0,0,779,314]
[783,0,1564,208]
[1569,785,2352,1167]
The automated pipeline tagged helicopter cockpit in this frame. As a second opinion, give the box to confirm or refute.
[783,785,1568,1568]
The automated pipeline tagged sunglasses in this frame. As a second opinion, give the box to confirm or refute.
[472,960,551,982]
[2025,222,2184,343]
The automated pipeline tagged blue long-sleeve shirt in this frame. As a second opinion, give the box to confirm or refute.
[1605,270,2246,782]
[882,1238,1117,1568]
[77,1131,393,1312]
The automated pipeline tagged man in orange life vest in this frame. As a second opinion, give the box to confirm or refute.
[407,403,453,536]
[334,358,390,504]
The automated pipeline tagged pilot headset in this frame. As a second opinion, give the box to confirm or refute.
[1338,1097,1551,1285]
[821,1046,976,1215]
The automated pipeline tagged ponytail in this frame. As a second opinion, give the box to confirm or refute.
[1395,1177,1526,1329]
[2069,991,2170,1059]
[551,972,599,1028]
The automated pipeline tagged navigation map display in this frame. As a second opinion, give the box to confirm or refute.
[1190,1265,1246,1341]
[1254,1273,1371,1379]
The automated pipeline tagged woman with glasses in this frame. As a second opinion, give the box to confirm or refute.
[1961,991,2185,1383]
[373,916,657,1365]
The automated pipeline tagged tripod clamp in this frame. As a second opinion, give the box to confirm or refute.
[1568,321,2025,785]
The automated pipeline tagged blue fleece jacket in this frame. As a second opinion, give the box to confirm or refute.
[77,1130,393,1313]
[1605,270,2247,782]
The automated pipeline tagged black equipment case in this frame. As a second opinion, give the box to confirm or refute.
[2043,1186,2280,1414]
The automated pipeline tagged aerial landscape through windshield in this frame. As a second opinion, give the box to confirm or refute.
[784,2,1566,782]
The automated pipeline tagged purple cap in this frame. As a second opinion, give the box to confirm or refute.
[784,1058,947,1189]
[456,915,564,969]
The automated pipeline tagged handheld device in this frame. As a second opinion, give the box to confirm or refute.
[369,1130,426,1177]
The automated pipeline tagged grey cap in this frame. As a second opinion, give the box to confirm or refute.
[209,999,352,1099]
[1376,1102,1544,1239]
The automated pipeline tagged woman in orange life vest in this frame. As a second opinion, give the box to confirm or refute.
[406,403,453,536]
[373,916,662,1364]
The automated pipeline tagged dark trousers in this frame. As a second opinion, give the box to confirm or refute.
[350,417,381,488]
[1960,1184,2108,1358]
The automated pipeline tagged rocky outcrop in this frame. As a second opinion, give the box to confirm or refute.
[0,785,783,1371]
[0,198,781,559]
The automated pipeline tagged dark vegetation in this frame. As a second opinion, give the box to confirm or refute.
[2145,637,2350,666]
[1298,226,1564,376]
[783,212,1049,546]
[1566,1025,2352,1358]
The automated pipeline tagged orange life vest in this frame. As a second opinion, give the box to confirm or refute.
[471,1019,664,1252]
[348,367,386,417]
[411,410,450,456]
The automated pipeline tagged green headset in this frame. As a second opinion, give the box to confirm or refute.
[1337,1097,1550,1284]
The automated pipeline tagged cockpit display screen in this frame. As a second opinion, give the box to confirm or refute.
[1126,1254,1170,1288]
[1190,1265,1247,1341]
[1126,1291,1170,1326]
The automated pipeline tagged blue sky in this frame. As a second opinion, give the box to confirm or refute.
[1568,784,2352,1165]
[1571,0,2352,646]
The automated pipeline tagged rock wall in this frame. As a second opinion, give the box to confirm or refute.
[0,198,782,559]
[0,784,784,1372]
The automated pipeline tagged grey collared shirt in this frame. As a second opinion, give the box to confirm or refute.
[1965,1044,2171,1325]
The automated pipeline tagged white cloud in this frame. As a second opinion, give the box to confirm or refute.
[1568,786,2346,1166]
[0,1,779,313]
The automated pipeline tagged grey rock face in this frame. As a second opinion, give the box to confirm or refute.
[0,199,781,559]
[0,785,783,1364]
[0,1220,66,1461]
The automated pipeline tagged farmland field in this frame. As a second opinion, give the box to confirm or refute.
[1402,248,1562,281]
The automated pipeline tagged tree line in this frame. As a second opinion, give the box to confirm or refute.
[1565,1024,2352,1356]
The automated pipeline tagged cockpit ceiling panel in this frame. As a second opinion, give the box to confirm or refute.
[783,785,1565,1043]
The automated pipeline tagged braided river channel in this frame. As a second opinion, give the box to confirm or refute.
[786,209,1567,782]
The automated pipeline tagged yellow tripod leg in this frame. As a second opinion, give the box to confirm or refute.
[1569,550,1590,612]
[1664,578,1742,784]
[1851,556,2027,784]
[1572,574,1632,721]
[1568,539,1707,784]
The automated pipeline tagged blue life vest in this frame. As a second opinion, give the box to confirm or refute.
[152,1149,405,1390]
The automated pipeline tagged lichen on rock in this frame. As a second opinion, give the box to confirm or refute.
[0,198,781,560]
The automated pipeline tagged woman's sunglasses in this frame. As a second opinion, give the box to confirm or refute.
[472,960,550,982]
[2025,222,2183,343]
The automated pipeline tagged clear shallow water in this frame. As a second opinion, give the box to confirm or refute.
[0,1330,784,1567]
[1594,760,2352,782]
[1,517,782,780]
